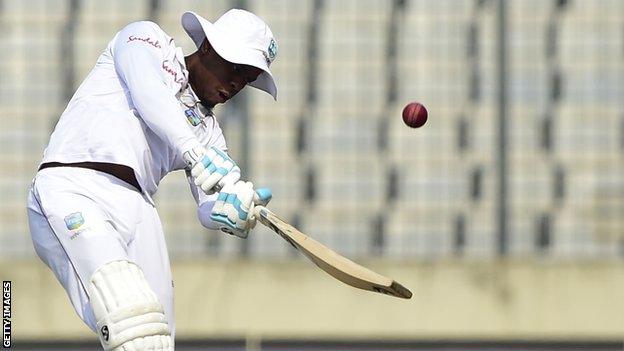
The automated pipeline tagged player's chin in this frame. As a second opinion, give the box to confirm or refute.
[201,97,218,108]
[207,94,228,107]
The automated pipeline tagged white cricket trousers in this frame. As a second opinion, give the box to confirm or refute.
[26,167,175,338]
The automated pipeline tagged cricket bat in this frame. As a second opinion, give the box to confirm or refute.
[253,205,413,299]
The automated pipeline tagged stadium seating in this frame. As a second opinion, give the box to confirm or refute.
[0,0,622,260]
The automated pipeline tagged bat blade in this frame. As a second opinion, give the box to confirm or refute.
[254,206,412,299]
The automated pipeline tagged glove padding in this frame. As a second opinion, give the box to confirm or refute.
[183,146,240,194]
[210,182,272,238]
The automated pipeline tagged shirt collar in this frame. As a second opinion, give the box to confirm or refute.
[187,81,201,102]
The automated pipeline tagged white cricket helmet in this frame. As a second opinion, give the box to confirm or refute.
[181,9,278,100]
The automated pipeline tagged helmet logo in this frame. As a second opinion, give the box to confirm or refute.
[268,39,277,61]
[264,38,278,66]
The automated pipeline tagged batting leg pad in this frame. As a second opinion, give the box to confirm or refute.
[88,260,172,351]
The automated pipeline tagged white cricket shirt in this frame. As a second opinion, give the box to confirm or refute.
[42,21,227,202]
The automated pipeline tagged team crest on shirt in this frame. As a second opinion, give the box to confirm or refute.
[185,108,202,126]
[64,212,84,230]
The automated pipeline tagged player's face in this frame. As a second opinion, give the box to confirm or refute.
[189,40,263,108]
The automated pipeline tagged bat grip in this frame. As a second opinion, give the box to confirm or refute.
[252,205,266,218]
[252,190,271,221]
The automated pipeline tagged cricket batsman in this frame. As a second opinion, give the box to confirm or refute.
[26,9,276,350]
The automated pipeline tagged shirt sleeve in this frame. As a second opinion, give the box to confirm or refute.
[187,166,241,230]
[189,177,220,230]
[112,21,201,155]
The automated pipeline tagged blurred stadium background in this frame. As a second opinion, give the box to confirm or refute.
[1,0,623,350]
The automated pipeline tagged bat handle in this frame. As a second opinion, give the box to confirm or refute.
[252,205,266,219]
[252,188,272,221]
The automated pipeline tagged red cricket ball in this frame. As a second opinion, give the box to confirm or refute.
[402,102,428,128]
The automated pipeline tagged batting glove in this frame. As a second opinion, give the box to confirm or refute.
[211,182,272,238]
[183,146,240,194]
